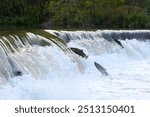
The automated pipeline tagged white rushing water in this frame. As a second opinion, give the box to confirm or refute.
[0,30,150,99]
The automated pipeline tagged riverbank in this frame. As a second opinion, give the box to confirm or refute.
[1,0,150,29]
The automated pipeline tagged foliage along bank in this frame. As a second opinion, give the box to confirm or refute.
[1,0,150,29]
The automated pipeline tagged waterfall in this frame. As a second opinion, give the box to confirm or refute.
[46,30,150,57]
[1,30,150,99]
[0,30,84,82]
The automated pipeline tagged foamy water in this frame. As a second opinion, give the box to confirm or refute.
[0,30,150,100]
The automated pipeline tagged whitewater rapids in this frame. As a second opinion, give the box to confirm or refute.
[0,30,150,99]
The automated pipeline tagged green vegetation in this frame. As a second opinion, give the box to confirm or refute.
[1,0,150,29]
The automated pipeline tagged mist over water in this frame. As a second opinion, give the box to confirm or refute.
[0,30,150,99]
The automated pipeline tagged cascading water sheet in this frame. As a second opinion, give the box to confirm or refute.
[0,30,150,99]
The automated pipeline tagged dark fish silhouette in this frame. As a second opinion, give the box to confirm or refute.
[14,71,22,76]
[94,62,108,76]
[113,39,124,48]
[70,47,88,58]
[7,57,22,77]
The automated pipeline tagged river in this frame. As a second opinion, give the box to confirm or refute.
[0,29,150,99]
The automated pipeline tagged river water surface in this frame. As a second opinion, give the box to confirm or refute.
[0,30,150,99]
